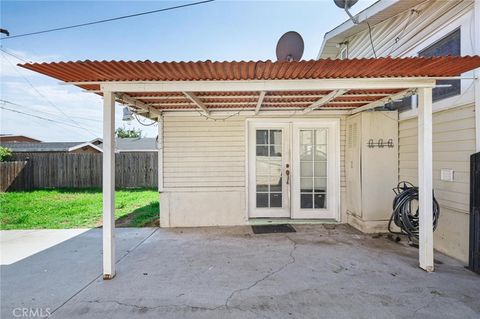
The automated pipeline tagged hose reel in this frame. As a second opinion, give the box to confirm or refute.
[389,181,440,241]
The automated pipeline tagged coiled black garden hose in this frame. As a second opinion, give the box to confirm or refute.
[388,181,440,240]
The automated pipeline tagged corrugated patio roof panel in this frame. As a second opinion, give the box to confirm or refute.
[19,56,480,83]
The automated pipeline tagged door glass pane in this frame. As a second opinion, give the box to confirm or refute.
[256,129,283,208]
[314,162,327,177]
[299,128,328,210]
[256,193,268,208]
[300,162,313,177]
[301,194,313,208]
[256,130,268,144]
[270,193,282,207]
[314,145,327,161]
[314,193,326,209]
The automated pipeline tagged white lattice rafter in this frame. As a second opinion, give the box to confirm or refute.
[349,89,415,114]
[115,93,162,118]
[254,91,266,115]
[302,89,349,114]
[183,92,210,115]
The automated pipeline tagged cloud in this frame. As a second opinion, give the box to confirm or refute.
[1,50,158,141]
[1,48,59,78]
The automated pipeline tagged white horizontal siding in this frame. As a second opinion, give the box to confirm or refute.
[344,0,473,58]
[398,104,475,262]
[163,115,347,192]
[163,116,246,188]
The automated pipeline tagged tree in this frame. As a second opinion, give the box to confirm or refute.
[0,146,12,162]
[115,127,142,138]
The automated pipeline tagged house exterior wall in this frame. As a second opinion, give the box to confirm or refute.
[323,0,477,263]
[333,0,473,60]
[160,114,347,227]
[399,104,476,262]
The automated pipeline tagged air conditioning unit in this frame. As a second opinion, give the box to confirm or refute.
[345,111,398,233]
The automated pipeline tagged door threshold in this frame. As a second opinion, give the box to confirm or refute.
[248,218,340,226]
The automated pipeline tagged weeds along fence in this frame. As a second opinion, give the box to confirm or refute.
[0,152,157,191]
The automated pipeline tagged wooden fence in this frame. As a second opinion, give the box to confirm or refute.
[0,152,157,191]
[0,160,34,192]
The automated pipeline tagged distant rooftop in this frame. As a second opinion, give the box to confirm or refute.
[0,137,158,153]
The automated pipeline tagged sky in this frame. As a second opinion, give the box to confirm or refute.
[0,0,377,142]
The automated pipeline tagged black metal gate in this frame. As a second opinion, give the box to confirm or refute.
[469,152,480,274]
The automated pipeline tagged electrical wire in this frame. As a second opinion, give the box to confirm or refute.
[133,113,157,126]
[386,9,419,56]
[0,105,99,133]
[365,21,377,58]
[389,181,440,241]
[0,0,215,40]
[0,99,109,123]
[0,47,31,63]
[1,51,98,137]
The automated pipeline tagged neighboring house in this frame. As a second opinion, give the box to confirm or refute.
[0,141,103,154]
[98,137,158,153]
[319,0,479,263]
[1,137,157,154]
[0,134,41,143]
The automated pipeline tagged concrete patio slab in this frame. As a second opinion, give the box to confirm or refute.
[1,225,479,319]
[0,227,157,318]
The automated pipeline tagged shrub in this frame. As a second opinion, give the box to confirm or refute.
[0,146,12,162]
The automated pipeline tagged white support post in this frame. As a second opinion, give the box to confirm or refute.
[157,114,164,193]
[418,87,434,272]
[103,91,116,279]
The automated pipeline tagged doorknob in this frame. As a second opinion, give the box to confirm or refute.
[285,164,290,185]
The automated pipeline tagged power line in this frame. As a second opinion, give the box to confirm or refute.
[1,51,98,137]
[1,0,215,40]
[0,99,105,123]
[0,105,99,133]
[0,47,31,63]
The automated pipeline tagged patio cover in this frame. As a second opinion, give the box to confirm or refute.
[18,56,480,279]
[19,56,480,116]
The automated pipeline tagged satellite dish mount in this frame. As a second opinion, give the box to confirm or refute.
[334,0,359,24]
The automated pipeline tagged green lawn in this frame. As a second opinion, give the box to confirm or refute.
[0,188,159,230]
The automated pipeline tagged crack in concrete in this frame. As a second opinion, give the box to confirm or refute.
[85,299,222,312]
[224,235,297,309]
[77,235,298,315]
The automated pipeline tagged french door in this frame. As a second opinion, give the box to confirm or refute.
[248,119,339,220]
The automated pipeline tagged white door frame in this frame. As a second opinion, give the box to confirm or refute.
[246,118,340,221]
[291,120,340,220]
[247,121,291,218]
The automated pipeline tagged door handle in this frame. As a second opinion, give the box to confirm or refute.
[285,164,290,185]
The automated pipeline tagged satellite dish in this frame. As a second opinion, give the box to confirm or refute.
[334,0,358,9]
[276,31,304,62]
[334,0,359,24]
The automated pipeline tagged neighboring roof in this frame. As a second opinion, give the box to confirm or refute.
[0,142,88,152]
[0,134,42,143]
[0,138,157,153]
[68,142,103,153]
[110,138,157,152]
[319,0,425,59]
[18,57,480,112]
